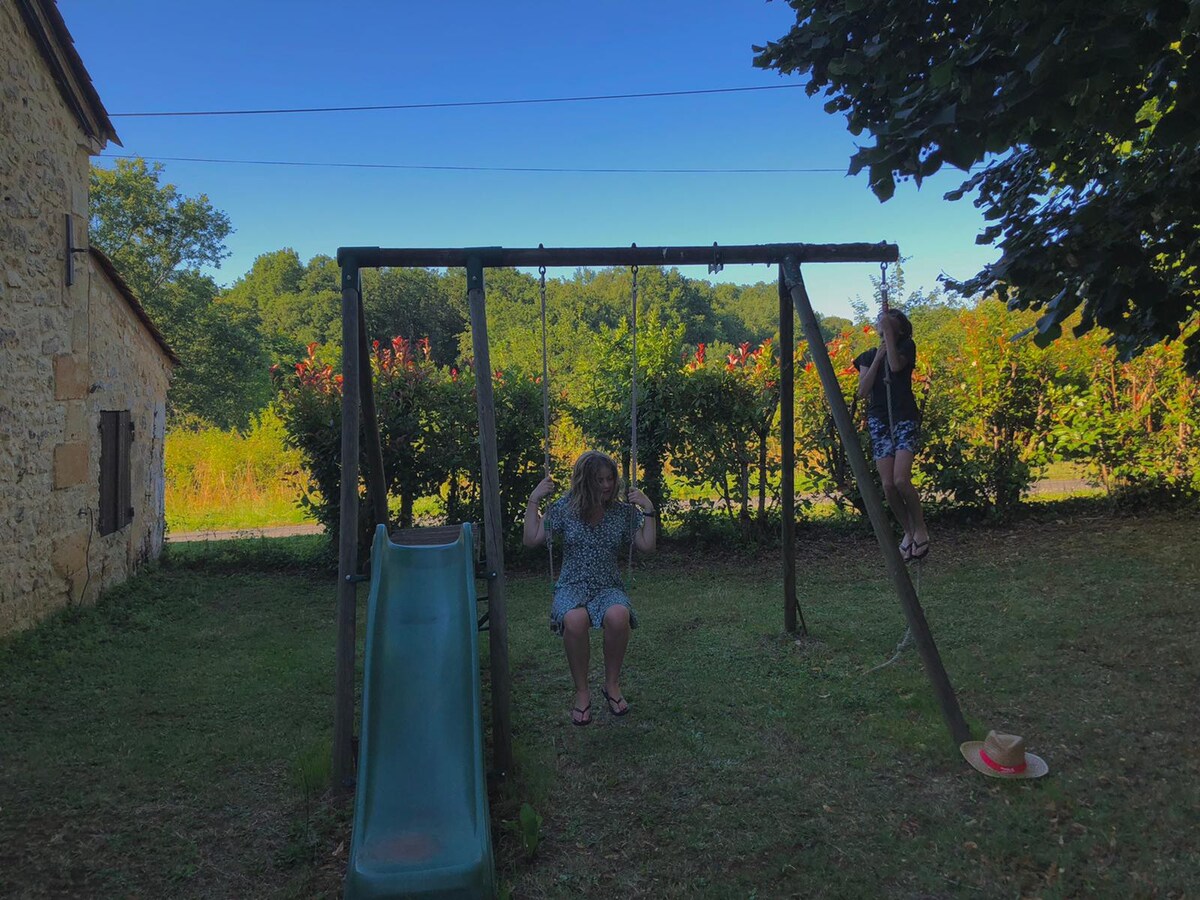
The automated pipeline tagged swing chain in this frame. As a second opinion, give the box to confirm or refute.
[879,260,890,311]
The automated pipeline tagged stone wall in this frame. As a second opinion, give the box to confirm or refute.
[0,0,171,636]
[86,258,172,590]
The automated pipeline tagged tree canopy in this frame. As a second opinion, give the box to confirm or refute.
[755,0,1200,370]
[90,160,266,428]
[89,159,232,312]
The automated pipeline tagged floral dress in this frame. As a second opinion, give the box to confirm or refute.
[544,495,644,634]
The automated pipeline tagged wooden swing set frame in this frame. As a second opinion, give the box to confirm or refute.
[331,242,970,790]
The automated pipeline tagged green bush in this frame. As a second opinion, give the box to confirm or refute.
[273,337,543,554]
[1050,324,1200,501]
[918,300,1059,513]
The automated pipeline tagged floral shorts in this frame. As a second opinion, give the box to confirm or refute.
[549,586,638,635]
[867,416,920,461]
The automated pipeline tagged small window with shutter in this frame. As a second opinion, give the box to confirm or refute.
[99,410,133,535]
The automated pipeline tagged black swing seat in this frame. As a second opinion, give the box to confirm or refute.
[389,523,479,550]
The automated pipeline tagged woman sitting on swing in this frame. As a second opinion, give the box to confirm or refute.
[855,305,930,562]
[523,450,656,726]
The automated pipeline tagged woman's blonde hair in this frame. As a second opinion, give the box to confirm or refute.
[568,450,621,519]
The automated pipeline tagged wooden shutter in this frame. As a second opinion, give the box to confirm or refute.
[99,411,118,535]
[99,410,133,534]
[118,410,133,528]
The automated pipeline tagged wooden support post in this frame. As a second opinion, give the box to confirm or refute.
[781,256,970,746]
[467,256,514,778]
[334,260,363,790]
[357,295,389,526]
[778,268,804,635]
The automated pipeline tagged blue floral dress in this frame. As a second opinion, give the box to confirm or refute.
[544,495,644,634]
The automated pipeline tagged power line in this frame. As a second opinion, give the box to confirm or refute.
[99,153,847,175]
[109,83,806,118]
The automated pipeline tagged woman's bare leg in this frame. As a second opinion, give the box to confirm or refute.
[876,456,914,547]
[562,607,591,722]
[602,605,631,713]
[893,450,928,545]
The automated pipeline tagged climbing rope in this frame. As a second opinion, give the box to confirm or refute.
[870,259,917,672]
[865,563,919,674]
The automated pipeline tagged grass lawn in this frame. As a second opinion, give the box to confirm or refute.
[2,512,1197,898]
[166,496,315,533]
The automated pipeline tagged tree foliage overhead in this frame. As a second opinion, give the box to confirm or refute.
[755,0,1200,370]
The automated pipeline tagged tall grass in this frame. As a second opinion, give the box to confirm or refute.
[165,407,316,532]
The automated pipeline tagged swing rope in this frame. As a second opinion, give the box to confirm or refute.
[627,255,640,581]
[630,256,639,493]
[538,256,555,582]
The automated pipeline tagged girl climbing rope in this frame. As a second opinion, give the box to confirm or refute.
[854,269,930,562]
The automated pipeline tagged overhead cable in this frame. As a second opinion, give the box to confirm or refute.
[99,153,846,175]
[110,83,806,118]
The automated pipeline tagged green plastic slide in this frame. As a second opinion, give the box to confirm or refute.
[345,524,495,899]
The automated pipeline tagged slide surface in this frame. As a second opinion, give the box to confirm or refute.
[345,524,495,899]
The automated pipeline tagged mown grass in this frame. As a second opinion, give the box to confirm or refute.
[0,546,349,899]
[492,510,1199,897]
[1,510,1197,898]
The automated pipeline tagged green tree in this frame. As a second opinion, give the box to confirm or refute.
[89,159,232,313]
[221,249,342,366]
[756,1,1200,370]
[568,307,685,512]
[817,315,854,343]
[90,159,266,428]
[712,281,780,344]
[364,267,466,365]
[672,339,781,530]
[792,329,869,515]
[168,272,272,428]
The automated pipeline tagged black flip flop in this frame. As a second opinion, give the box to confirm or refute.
[571,703,592,727]
[909,539,930,562]
[602,688,629,717]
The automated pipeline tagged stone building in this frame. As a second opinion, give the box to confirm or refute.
[1,0,177,636]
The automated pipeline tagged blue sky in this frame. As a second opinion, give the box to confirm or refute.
[61,0,997,320]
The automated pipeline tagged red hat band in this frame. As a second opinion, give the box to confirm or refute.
[979,749,1027,775]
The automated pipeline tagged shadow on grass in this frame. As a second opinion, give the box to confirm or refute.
[162,533,334,577]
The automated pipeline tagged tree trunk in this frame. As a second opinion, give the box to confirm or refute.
[400,489,414,528]
[757,429,768,521]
